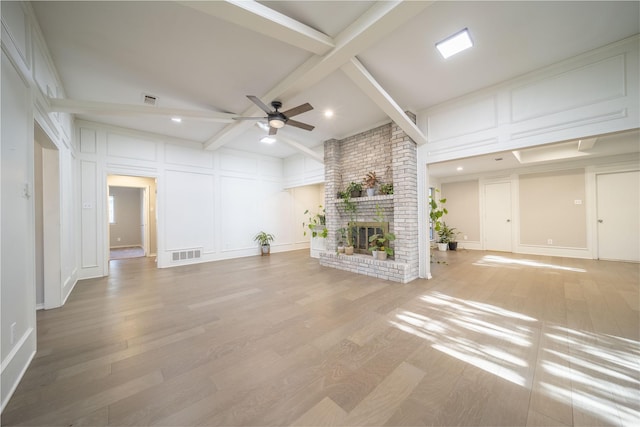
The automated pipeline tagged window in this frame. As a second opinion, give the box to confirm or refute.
[108,195,115,224]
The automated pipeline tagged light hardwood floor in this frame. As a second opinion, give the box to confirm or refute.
[2,249,638,426]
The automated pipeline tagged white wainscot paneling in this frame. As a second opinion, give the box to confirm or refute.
[511,54,625,123]
[165,143,213,169]
[80,160,98,268]
[428,96,497,142]
[260,157,283,178]
[107,132,157,162]
[220,176,258,251]
[80,127,96,154]
[259,181,292,245]
[1,0,29,68]
[220,152,258,174]
[164,170,215,252]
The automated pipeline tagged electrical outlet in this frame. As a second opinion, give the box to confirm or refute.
[574,199,583,205]
[547,239,553,245]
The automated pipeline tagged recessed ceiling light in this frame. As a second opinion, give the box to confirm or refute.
[436,28,473,59]
[324,110,334,118]
[260,136,276,144]
[456,166,463,171]
[171,117,182,123]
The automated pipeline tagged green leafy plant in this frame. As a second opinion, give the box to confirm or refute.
[303,205,328,238]
[339,191,358,247]
[345,181,363,197]
[368,231,396,256]
[379,182,394,195]
[429,188,448,236]
[253,231,275,246]
[436,222,457,244]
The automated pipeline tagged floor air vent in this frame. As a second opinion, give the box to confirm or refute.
[171,249,201,262]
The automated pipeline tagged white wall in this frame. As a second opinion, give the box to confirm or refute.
[76,121,320,277]
[283,145,324,189]
[1,1,77,411]
[109,187,143,248]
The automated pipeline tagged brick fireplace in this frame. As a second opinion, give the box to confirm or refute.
[319,114,419,283]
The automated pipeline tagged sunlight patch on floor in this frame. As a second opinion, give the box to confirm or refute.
[389,291,639,426]
[473,255,586,273]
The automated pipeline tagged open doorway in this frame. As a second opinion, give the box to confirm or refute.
[34,123,61,309]
[107,175,157,263]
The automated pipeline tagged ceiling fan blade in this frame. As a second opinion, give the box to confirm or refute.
[286,119,315,131]
[269,126,278,135]
[282,102,313,118]
[247,95,273,114]
[233,116,266,121]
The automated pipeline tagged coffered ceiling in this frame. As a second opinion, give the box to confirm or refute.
[33,1,639,162]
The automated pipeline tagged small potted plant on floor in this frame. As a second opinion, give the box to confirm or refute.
[447,227,461,251]
[436,223,457,252]
[363,171,378,197]
[254,231,274,256]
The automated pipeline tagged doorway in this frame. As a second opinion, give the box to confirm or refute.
[596,171,640,262]
[34,123,62,309]
[107,175,157,263]
[483,181,512,252]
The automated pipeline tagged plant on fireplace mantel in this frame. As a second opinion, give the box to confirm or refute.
[379,182,393,195]
[363,171,378,197]
[345,181,363,198]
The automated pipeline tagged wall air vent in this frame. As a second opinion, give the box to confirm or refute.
[142,93,157,106]
[171,248,202,262]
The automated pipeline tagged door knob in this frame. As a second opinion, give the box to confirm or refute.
[598,219,603,223]
[506,219,511,222]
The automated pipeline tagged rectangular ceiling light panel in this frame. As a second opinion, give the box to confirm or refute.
[436,28,473,59]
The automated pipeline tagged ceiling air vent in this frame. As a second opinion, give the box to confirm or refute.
[142,93,157,106]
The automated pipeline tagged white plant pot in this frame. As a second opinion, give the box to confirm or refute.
[310,236,326,258]
[371,250,378,259]
[437,243,448,251]
[377,251,388,260]
[366,188,375,197]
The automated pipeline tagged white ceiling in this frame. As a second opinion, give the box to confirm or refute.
[33,1,640,169]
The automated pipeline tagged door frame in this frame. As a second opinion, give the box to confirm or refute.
[103,171,158,276]
[587,162,640,260]
[480,175,518,252]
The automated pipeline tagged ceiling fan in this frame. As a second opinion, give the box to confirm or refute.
[234,95,315,135]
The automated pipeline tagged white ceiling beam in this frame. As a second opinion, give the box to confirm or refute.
[181,0,334,55]
[48,98,237,122]
[204,0,431,151]
[277,136,324,164]
[341,57,428,146]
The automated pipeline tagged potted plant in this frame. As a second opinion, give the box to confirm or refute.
[447,227,461,251]
[341,192,358,255]
[368,231,396,260]
[336,228,347,253]
[254,231,274,256]
[346,181,363,198]
[303,205,328,238]
[429,189,448,249]
[363,171,378,197]
[379,182,393,195]
[436,222,458,252]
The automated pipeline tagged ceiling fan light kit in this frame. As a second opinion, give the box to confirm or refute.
[235,95,315,136]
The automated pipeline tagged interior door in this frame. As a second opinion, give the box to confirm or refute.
[484,182,512,252]
[596,171,640,262]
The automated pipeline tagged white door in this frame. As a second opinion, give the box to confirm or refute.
[484,182,512,252]
[596,171,640,262]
